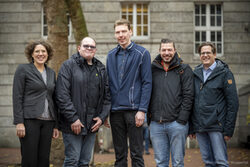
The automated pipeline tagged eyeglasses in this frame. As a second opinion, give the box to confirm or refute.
[83,45,96,49]
[200,52,212,56]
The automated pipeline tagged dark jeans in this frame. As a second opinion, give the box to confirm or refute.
[62,132,96,167]
[143,126,150,153]
[19,119,55,167]
[110,111,144,167]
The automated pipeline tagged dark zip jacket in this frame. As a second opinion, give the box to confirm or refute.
[190,59,239,137]
[106,42,152,112]
[56,53,111,135]
[149,53,194,125]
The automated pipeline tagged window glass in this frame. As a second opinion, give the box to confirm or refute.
[121,3,149,38]
[194,4,223,55]
[201,5,206,14]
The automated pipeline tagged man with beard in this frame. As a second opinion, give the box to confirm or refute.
[148,39,194,167]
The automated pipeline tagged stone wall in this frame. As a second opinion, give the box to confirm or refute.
[0,0,43,147]
[236,84,250,147]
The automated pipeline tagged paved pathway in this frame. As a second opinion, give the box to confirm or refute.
[0,147,249,167]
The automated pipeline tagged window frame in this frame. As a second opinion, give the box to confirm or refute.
[41,7,72,39]
[120,3,150,40]
[194,3,224,57]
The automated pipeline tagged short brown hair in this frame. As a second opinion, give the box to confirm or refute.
[160,38,176,50]
[25,39,53,63]
[114,19,131,30]
[198,42,216,54]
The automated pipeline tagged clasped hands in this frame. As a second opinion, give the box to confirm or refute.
[71,117,102,135]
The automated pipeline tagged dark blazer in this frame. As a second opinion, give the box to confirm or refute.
[13,63,57,125]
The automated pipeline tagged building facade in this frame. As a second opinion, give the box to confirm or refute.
[0,0,250,147]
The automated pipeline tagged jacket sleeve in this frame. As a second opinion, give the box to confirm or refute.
[177,65,194,125]
[223,70,239,137]
[52,71,59,129]
[55,62,78,124]
[98,70,111,123]
[139,50,152,112]
[12,65,25,125]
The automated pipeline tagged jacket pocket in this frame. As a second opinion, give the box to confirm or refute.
[129,86,134,105]
[200,105,218,128]
[23,101,37,106]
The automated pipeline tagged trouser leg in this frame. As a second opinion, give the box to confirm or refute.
[110,112,128,167]
[168,121,188,167]
[37,120,55,167]
[143,126,150,153]
[62,132,82,167]
[126,111,144,167]
[150,121,170,167]
[79,133,96,166]
[20,119,41,167]
[196,132,216,167]
[209,132,229,167]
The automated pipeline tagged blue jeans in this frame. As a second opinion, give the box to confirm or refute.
[62,132,96,167]
[196,132,228,167]
[149,121,188,167]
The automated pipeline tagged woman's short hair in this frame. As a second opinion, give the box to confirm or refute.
[25,39,54,63]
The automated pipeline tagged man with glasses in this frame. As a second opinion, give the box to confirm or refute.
[148,38,194,167]
[189,42,239,167]
[106,19,152,167]
[56,37,111,167]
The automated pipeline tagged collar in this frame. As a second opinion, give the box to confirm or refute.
[74,52,97,67]
[203,61,217,71]
[117,42,134,52]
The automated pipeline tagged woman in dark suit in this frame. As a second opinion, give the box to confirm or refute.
[12,40,59,167]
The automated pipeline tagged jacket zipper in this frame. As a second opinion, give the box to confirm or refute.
[200,82,203,90]
[160,70,168,123]
[153,60,179,123]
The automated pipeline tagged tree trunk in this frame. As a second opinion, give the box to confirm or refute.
[44,0,69,74]
[43,0,68,166]
[65,0,88,46]
[43,0,90,166]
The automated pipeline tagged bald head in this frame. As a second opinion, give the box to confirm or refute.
[78,36,97,65]
[80,37,96,47]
